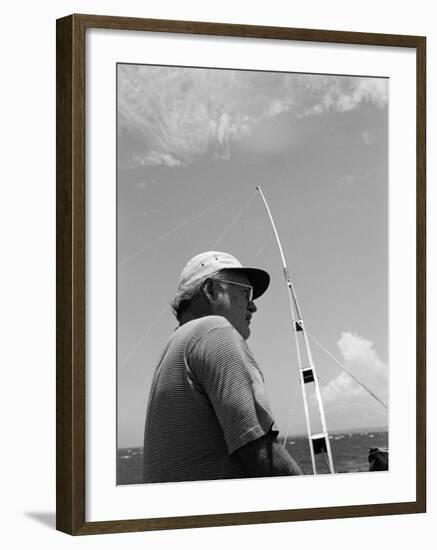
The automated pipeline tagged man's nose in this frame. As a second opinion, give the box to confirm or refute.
[248,301,257,313]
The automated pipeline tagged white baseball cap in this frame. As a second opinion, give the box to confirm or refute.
[177,251,270,300]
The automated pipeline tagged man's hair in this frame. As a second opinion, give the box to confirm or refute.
[170,270,227,322]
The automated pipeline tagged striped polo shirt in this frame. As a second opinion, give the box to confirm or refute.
[143,315,277,483]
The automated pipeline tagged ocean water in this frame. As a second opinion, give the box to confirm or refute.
[117,430,388,485]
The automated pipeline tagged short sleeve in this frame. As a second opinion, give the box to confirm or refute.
[187,324,278,454]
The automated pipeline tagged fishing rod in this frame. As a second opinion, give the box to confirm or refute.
[256,186,335,475]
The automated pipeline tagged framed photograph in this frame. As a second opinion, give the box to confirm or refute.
[56,14,426,535]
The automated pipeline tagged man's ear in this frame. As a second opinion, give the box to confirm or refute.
[202,278,216,303]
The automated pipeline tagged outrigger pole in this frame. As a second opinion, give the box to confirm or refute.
[256,186,335,475]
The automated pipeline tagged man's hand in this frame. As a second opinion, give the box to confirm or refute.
[236,430,303,477]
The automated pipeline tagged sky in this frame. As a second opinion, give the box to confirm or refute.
[117,64,388,449]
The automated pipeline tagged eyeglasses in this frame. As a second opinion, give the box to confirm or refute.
[219,279,253,303]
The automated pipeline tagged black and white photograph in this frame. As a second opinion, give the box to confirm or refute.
[116,63,389,485]
[1,0,432,545]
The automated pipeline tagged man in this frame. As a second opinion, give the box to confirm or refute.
[143,251,302,483]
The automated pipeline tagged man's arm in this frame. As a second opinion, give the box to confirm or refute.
[235,430,303,477]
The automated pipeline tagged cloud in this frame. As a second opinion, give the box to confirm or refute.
[118,66,388,168]
[338,332,387,380]
[135,151,182,168]
[298,76,388,116]
[313,332,388,428]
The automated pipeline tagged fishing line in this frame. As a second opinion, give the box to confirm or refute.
[119,189,248,267]
[120,306,170,367]
[307,331,388,410]
[315,372,372,419]
[120,191,257,366]
[211,190,258,249]
[248,234,274,265]
[282,384,301,449]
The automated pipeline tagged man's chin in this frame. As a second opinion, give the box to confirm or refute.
[241,325,251,340]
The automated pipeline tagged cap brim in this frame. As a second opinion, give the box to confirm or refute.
[225,267,270,300]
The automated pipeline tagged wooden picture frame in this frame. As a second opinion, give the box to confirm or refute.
[56,13,426,535]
